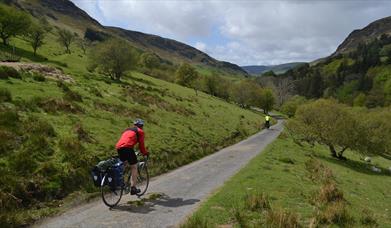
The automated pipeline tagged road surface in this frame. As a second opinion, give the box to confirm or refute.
[35,119,284,228]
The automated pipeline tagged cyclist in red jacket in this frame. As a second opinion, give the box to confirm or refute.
[116,119,148,195]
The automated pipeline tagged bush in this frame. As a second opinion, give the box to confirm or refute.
[180,214,215,228]
[0,87,12,102]
[305,159,334,182]
[281,95,307,117]
[360,209,378,227]
[265,208,301,228]
[0,66,20,79]
[245,192,271,212]
[316,182,344,204]
[317,202,355,226]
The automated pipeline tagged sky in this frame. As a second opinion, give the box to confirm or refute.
[70,0,391,66]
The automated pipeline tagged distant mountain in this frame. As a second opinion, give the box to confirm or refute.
[333,16,391,56]
[8,0,247,76]
[241,62,306,75]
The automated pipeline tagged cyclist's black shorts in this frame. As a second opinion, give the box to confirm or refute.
[117,147,138,165]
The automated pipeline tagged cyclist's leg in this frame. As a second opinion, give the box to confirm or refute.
[130,164,138,187]
[128,148,138,188]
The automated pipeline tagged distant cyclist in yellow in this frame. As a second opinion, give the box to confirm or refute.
[265,114,271,129]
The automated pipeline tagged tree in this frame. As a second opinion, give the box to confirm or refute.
[78,38,90,55]
[281,95,307,117]
[358,108,391,159]
[258,88,275,114]
[25,23,46,56]
[0,5,31,45]
[57,29,75,54]
[175,63,199,94]
[230,80,260,108]
[203,72,220,96]
[88,39,135,80]
[139,52,160,69]
[286,99,360,159]
[273,77,294,106]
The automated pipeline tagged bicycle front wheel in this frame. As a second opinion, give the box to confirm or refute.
[101,173,123,207]
[136,161,149,197]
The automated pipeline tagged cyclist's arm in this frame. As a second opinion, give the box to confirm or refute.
[138,130,148,156]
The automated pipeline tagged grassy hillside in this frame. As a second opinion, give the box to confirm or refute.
[6,0,247,77]
[0,24,263,227]
[184,135,391,227]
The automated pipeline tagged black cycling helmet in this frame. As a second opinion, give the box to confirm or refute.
[134,118,144,128]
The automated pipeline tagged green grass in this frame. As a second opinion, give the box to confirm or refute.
[0,29,265,226]
[186,133,391,227]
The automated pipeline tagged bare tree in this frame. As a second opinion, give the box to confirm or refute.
[274,77,294,106]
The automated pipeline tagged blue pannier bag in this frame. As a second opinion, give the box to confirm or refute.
[107,160,124,189]
[91,157,123,188]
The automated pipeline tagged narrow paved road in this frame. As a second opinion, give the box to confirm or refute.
[35,120,284,228]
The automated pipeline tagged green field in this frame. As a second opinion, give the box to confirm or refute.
[185,134,391,227]
[0,32,264,225]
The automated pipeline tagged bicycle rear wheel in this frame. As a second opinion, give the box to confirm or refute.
[136,161,149,197]
[101,173,123,207]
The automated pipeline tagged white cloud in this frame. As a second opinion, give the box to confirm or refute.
[71,0,391,65]
[194,42,207,52]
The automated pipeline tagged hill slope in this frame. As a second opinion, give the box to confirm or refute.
[7,0,247,76]
[334,16,391,55]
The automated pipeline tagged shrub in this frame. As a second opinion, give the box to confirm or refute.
[232,207,248,227]
[305,159,334,183]
[316,182,344,204]
[265,208,301,228]
[180,214,215,228]
[245,192,271,212]
[0,66,20,79]
[317,202,355,226]
[360,209,378,227]
[0,87,12,102]
[281,95,307,117]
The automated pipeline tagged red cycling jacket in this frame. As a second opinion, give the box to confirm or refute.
[115,127,148,155]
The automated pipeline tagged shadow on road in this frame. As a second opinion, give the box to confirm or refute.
[111,193,200,214]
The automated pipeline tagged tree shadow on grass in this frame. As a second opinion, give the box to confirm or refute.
[314,153,391,177]
[0,44,67,67]
[110,193,200,214]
